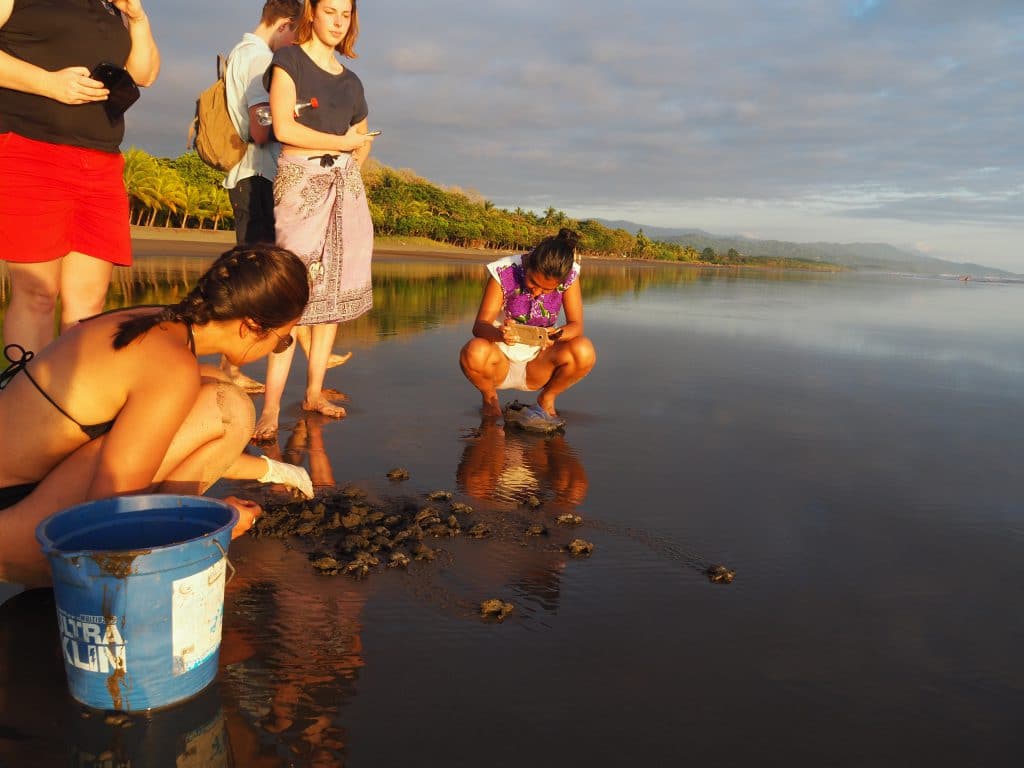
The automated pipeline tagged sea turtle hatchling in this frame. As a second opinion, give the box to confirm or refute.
[567,539,594,557]
[705,564,736,584]
[427,490,453,501]
[386,467,410,481]
[479,599,514,621]
[556,513,583,526]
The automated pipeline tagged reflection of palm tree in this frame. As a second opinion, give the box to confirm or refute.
[456,419,588,508]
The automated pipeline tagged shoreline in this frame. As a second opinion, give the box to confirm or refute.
[129,226,841,271]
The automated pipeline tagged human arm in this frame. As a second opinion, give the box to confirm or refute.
[350,117,372,169]
[268,66,371,153]
[0,0,108,103]
[544,279,585,348]
[248,103,272,145]
[87,347,202,500]
[471,278,516,344]
[114,0,160,86]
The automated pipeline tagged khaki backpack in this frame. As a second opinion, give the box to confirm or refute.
[188,55,247,172]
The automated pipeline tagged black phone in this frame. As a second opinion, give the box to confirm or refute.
[89,62,140,122]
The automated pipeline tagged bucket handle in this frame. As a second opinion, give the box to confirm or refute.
[213,539,236,585]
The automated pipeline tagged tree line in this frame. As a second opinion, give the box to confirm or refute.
[123,147,835,269]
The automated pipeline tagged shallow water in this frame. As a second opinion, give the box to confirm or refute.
[2,258,1023,766]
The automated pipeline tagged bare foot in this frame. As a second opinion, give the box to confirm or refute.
[536,397,559,418]
[326,351,353,369]
[481,394,502,418]
[252,411,280,442]
[303,397,346,419]
[321,387,349,402]
[227,370,266,395]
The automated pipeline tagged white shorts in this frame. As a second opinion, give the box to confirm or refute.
[496,341,541,391]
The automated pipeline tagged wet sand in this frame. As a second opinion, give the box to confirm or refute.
[2,258,1022,767]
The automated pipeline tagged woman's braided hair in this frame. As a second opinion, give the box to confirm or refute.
[113,244,310,349]
[523,228,579,282]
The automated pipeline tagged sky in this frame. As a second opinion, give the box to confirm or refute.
[129,0,1023,271]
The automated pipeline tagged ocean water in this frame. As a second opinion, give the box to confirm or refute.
[2,258,1022,766]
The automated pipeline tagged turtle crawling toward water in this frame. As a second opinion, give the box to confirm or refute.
[705,564,736,584]
[386,467,410,481]
[566,538,594,557]
[480,599,514,621]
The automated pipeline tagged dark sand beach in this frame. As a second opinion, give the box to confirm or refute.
[2,233,1022,767]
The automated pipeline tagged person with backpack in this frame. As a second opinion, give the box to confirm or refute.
[252,0,377,439]
[217,0,301,393]
[0,0,159,354]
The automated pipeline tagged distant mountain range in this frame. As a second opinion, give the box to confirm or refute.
[592,219,1019,278]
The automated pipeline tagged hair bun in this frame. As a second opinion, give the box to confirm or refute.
[556,228,580,250]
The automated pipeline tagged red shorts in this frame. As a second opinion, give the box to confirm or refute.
[0,132,131,265]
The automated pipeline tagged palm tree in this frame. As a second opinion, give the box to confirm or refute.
[209,188,233,231]
[122,147,160,225]
[147,168,186,227]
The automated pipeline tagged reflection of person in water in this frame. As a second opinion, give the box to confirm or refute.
[459,228,596,425]
[456,419,589,508]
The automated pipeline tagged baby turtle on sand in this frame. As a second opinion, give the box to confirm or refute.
[480,599,514,621]
[567,539,594,557]
[450,501,473,514]
[386,468,410,481]
[705,564,736,584]
[427,490,453,501]
[526,523,548,536]
[556,513,583,526]
[467,523,491,539]
[388,552,411,569]
[524,494,542,509]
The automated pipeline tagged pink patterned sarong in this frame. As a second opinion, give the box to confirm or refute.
[273,153,374,325]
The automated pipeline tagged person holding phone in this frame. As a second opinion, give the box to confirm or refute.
[0,244,315,588]
[459,229,597,427]
[252,0,377,440]
[0,0,159,354]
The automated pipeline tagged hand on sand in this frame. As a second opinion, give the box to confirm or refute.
[224,496,262,539]
[258,456,314,498]
[303,397,346,419]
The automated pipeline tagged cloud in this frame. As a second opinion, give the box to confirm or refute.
[121,0,1024,268]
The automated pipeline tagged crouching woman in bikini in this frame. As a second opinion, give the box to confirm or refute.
[0,244,316,587]
[459,228,596,426]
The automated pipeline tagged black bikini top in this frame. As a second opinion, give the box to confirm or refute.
[0,311,196,442]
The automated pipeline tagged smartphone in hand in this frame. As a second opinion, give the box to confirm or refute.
[505,323,549,347]
[89,62,140,122]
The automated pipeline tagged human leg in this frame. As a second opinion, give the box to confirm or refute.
[2,260,61,351]
[302,323,345,418]
[254,342,298,441]
[459,337,511,418]
[58,251,113,331]
[0,381,258,584]
[295,325,352,373]
[526,336,597,416]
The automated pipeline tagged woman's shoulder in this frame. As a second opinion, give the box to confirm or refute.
[486,254,525,287]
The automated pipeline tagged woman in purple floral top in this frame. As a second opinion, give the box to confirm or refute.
[460,229,596,423]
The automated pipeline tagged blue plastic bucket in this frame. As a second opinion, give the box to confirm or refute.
[36,494,238,712]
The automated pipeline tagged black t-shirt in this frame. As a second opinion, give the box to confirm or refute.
[0,0,132,153]
[264,45,368,136]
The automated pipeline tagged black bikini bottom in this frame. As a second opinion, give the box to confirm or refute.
[0,483,38,510]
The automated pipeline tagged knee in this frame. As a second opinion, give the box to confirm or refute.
[459,338,493,375]
[11,279,59,315]
[209,381,256,445]
[568,336,596,373]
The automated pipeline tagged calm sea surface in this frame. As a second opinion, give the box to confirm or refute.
[2,257,1022,766]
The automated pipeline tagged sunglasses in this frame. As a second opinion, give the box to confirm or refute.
[268,328,294,354]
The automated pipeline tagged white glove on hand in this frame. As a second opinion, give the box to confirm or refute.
[258,455,314,499]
